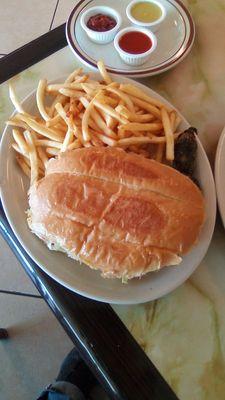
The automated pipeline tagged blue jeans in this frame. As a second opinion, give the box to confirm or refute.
[37,381,86,400]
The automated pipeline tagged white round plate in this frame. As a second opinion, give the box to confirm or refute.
[0,74,216,304]
[215,126,225,228]
[66,0,195,78]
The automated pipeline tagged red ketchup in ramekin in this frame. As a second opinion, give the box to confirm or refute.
[114,27,157,66]
[119,31,152,54]
[87,13,117,32]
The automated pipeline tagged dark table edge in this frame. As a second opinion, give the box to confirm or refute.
[0,24,67,84]
[0,25,178,400]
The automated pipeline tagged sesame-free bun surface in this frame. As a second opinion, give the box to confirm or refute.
[28,147,204,280]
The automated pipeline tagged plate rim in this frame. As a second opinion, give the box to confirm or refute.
[66,0,195,77]
[0,74,216,304]
[215,125,225,228]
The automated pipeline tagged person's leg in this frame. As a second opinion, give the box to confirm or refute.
[37,381,85,400]
[36,348,98,400]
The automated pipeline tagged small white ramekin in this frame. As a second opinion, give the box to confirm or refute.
[126,0,166,32]
[114,27,157,66]
[80,6,122,44]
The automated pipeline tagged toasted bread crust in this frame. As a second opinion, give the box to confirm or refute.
[29,148,205,279]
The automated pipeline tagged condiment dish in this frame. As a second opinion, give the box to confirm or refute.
[126,0,166,32]
[66,0,195,77]
[114,27,157,66]
[80,6,121,44]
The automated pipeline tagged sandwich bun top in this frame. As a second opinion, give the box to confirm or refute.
[28,147,205,280]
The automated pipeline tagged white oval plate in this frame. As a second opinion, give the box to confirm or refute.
[215,126,225,228]
[66,0,195,78]
[0,74,216,304]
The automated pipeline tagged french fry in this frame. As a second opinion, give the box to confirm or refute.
[128,95,161,119]
[81,99,117,138]
[136,109,145,115]
[49,94,66,118]
[88,117,99,131]
[97,60,112,84]
[12,144,30,162]
[81,83,96,96]
[64,102,70,113]
[92,109,117,138]
[132,113,155,123]
[120,122,163,132]
[77,102,84,111]
[118,128,129,139]
[82,100,93,142]
[9,81,26,114]
[83,141,92,148]
[37,146,49,168]
[74,75,89,83]
[18,114,64,142]
[88,79,107,87]
[118,128,133,139]
[24,130,39,185]
[69,101,79,115]
[46,114,62,127]
[13,145,45,173]
[161,108,174,161]
[36,79,50,121]
[46,147,60,156]
[65,67,83,83]
[59,88,85,98]
[54,103,74,134]
[92,131,117,146]
[47,82,84,92]
[174,115,181,131]
[116,105,154,123]
[8,59,182,185]
[61,127,74,152]
[106,86,135,113]
[54,123,67,134]
[71,122,83,142]
[35,139,62,149]
[117,135,172,146]
[16,155,30,177]
[119,84,172,112]
[98,95,118,107]
[115,105,129,118]
[12,129,28,154]
[105,114,117,130]
[67,139,82,150]
[93,99,127,124]
[6,119,28,130]
[80,92,106,142]
[91,135,105,147]
[170,111,176,132]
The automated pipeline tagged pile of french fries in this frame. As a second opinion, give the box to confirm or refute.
[7,60,181,187]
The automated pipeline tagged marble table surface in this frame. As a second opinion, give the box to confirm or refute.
[0,0,225,399]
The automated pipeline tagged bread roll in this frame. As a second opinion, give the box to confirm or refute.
[28,147,205,280]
